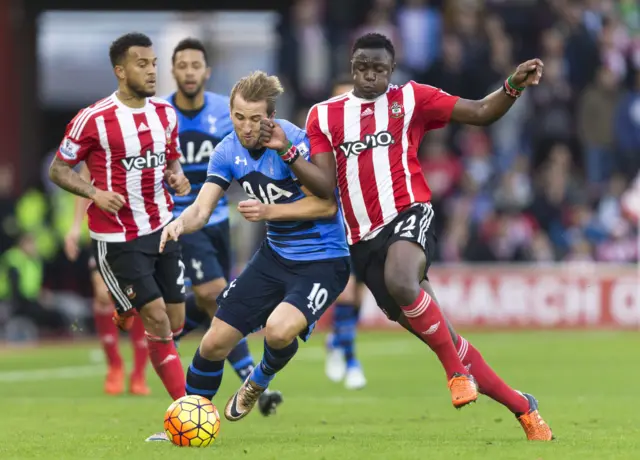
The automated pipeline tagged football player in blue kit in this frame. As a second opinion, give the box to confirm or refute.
[167,39,283,412]
[160,70,350,422]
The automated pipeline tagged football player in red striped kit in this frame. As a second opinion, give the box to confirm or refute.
[262,33,553,441]
[49,33,189,402]
[64,163,150,397]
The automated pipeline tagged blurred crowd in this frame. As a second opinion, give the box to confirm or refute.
[282,0,640,263]
[1,0,639,340]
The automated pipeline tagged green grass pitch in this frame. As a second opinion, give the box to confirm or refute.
[1,331,639,459]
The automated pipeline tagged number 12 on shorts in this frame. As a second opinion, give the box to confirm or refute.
[394,215,416,238]
[307,283,328,315]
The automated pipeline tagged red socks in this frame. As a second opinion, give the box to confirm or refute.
[400,289,530,414]
[172,322,185,338]
[455,335,529,414]
[129,316,148,379]
[146,333,185,400]
[94,307,123,369]
[401,290,466,379]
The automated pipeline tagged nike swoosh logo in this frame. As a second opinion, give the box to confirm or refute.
[229,392,243,419]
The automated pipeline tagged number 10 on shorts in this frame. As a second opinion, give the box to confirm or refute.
[307,283,328,315]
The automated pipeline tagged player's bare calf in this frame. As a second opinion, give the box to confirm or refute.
[199,317,244,363]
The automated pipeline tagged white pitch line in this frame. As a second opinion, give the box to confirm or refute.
[0,365,105,382]
[0,339,417,383]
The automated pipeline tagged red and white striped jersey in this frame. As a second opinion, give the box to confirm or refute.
[306,81,459,244]
[56,92,182,242]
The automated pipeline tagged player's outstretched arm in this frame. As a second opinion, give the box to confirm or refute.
[450,59,543,126]
[259,118,337,199]
[160,182,224,253]
[238,189,337,222]
[178,182,224,234]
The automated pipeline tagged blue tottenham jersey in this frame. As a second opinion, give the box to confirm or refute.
[167,91,234,226]
[206,119,349,262]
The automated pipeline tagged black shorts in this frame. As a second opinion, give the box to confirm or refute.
[91,229,186,314]
[349,263,364,284]
[179,220,230,287]
[350,203,436,322]
[216,242,350,338]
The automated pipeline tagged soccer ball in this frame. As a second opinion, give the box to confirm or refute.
[164,395,221,447]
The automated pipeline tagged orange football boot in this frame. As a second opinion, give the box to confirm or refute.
[112,310,135,332]
[104,366,125,395]
[448,373,478,408]
[517,393,554,441]
[129,375,151,396]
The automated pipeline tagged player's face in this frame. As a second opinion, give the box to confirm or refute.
[172,49,210,98]
[351,48,394,99]
[231,95,269,149]
[120,46,157,98]
[332,83,353,97]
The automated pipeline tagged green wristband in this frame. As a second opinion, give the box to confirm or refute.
[507,75,525,92]
[277,141,293,157]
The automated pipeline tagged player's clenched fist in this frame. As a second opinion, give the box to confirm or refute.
[167,172,191,196]
[510,58,544,87]
[238,199,271,222]
[259,118,289,151]
[159,219,184,252]
[91,189,126,214]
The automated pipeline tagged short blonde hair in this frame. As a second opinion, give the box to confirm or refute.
[230,71,284,115]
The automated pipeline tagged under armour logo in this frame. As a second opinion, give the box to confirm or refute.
[235,156,247,165]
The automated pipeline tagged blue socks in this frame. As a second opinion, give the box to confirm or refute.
[226,338,255,380]
[185,339,257,401]
[186,347,224,400]
[250,338,299,388]
[332,304,360,368]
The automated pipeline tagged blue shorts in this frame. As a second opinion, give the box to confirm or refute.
[216,241,350,338]
[179,220,230,287]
